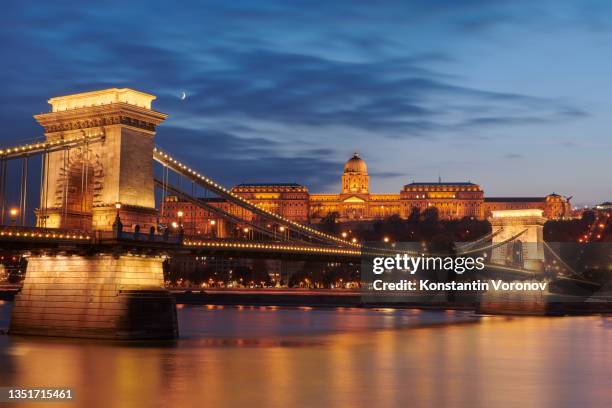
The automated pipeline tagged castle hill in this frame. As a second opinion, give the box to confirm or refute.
[160,151,573,231]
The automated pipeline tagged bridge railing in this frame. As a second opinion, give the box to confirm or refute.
[0,226,91,241]
[94,230,183,244]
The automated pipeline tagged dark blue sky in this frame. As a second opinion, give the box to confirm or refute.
[1,0,610,205]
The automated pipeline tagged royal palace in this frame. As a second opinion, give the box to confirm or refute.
[161,152,571,231]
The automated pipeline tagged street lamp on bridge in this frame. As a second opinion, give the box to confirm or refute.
[112,202,123,237]
[278,225,288,240]
[209,219,217,238]
[10,208,18,226]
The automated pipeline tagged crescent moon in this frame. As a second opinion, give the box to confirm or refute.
[180,91,186,100]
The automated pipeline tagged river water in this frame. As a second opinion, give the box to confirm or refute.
[0,301,610,408]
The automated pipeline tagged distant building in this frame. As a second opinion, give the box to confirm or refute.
[231,183,310,222]
[308,153,570,221]
[159,195,228,236]
[310,153,401,221]
[161,152,573,224]
[400,181,484,219]
[596,202,612,211]
[484,194,572,220]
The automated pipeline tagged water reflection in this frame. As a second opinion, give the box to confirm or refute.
[0,303,610,408]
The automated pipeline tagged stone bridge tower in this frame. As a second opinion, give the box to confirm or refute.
[34,88,167,231]
[10,89,177,340]
[489,209,546,272]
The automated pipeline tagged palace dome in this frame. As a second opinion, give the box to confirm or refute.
[344,152,368,174]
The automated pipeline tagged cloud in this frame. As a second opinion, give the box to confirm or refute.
[1,4,587,143]
[557,140,579,148]
[156,126,342,191]
[0,1,590,146]
[145,47,586,143]
[370,171,408,178]
[0,0,604,201]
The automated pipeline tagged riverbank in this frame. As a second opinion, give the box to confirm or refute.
[3,286,611,315]
[171,288,612,315]
[170,288,480,310]
[0,286,479,312]
[173,288,362,307]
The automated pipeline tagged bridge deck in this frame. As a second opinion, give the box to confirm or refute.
[0,226,362,260]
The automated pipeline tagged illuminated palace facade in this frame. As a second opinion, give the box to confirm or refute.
[232,153,571,223]
[160,153,572,230]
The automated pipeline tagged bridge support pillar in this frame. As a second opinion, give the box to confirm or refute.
[9,254,178,340]
[477,282,550,315]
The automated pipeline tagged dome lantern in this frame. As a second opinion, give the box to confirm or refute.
[343,152,368,174]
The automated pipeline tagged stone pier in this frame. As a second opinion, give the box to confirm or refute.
[478,281,549,315]
[10,254,178,339]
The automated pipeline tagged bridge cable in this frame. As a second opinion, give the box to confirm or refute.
[60,148,65,221]
[39,150,45,227]
[0,134,105,161]
[84,139,90,230]
[154,178,319,245]
[80,146,86,230]
[191,180,195,236]
[153,147,356,248]
[160,164,169,227]
[543,241,579,278]
[43,148,50,227]
[456,228,528,257]
[456,228,504,252]
[19,156,28,226]
[18,158,23,225]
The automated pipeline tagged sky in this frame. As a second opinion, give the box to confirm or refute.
[1,0,611,206]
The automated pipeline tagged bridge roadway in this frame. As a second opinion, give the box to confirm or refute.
[0,226,362,261]
[0,226,600,289]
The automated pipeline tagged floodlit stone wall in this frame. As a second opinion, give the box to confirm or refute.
[10,255,178,339]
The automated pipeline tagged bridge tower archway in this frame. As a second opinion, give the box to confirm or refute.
[489,209,547,272]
